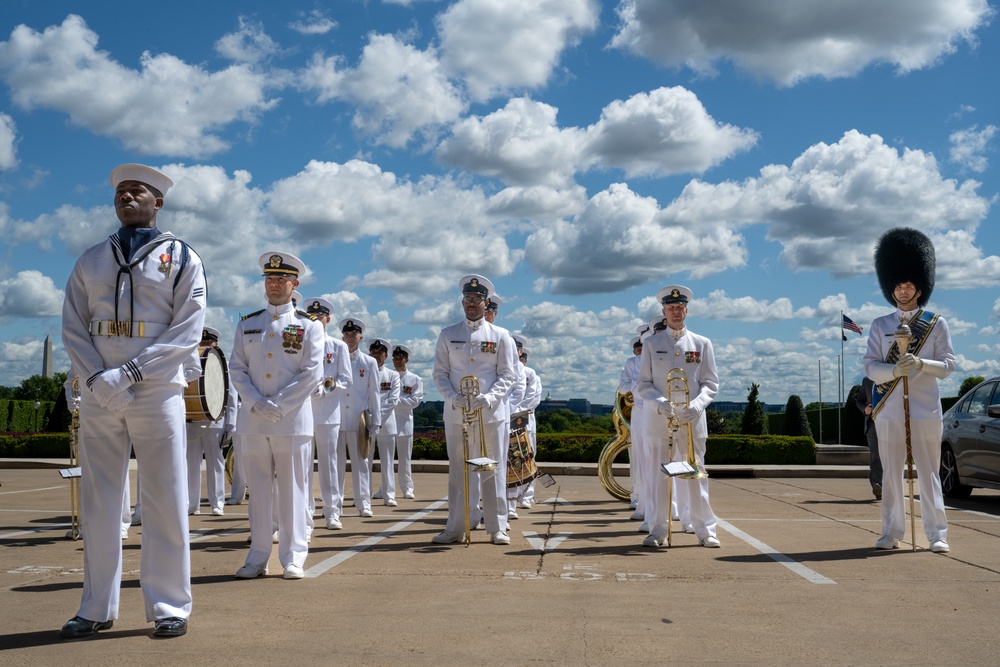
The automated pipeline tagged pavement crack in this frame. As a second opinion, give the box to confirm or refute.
[535,483,560,575]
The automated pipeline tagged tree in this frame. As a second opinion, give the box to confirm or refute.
[413,404,442,428]
[705,408,729,434]
[958,376,986,398]
[13,373,67,402]
[782,395,812,438]
[740,383,769,435]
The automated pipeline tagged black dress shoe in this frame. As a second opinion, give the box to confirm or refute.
[59,616,113,639]
[153,617,188,637]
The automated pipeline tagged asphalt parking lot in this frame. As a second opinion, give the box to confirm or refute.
[2,464,999,665]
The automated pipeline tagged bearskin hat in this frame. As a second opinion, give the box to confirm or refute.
[874,227,935,307]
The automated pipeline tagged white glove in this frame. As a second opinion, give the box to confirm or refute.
[470,394,492,411]
[89,368,134,408]
[892,363,912,378]
[368,423,380,438]
[105,389,135,413]
[251,400,282,423]
[896,353,921,369]
[656,400,674,418]
[450,395,467,412]
[680,406,701,424]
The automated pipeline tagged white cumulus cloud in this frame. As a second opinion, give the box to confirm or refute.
[949,124,997,172]
[0,270,64,318]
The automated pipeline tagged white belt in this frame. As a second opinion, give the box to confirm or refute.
[89,320,169,338]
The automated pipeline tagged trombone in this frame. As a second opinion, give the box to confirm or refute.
[459,375,497,547]
[662,368,708,547]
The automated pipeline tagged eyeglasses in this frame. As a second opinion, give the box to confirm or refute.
[462,296,486,304]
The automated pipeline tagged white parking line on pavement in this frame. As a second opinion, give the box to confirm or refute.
[717,519,836,585]
[304,500,447,578]
[0,485,65,496]
[0,523,72,539]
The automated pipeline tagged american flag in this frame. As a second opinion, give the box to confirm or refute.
[842,314,863,335]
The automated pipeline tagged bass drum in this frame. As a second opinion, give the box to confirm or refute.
[184,346,230,422]
[506,410,537,488]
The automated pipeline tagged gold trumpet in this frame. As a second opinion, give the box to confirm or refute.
[459,375,497,547]
[665,368,708,481]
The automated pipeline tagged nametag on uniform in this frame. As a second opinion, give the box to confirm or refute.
[245,329,262,334]
[450,340,465,344]
[480,341,497,354]
[685,351,701,363]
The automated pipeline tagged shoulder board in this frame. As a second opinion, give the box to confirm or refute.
[241,309,265,321]
[296,309,319,321]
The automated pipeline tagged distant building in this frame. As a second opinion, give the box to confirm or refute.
[42,335,53,377]
[711,401,783,414]
[536,395,613,417]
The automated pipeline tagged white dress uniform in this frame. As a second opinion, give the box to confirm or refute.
[310,329,353,523]
[637,324,719,544]
[433,316,518,538]
[631,328,656,523]
[864,309,954,544]
[393,365,424,498]
[62,227,206,624]
[335,342,381,517]
[230,301,323,572]
[369,357,401,502]
[618,353,641,507]
[520,361,542,505]
[186,339,237,516]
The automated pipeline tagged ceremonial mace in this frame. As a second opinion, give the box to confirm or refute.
[894,323,918,552]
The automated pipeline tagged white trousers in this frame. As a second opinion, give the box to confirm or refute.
[241,434,311,569]
[186,425,225,513]
[632,401,652,516]
[368,430,397,500]
[648,429,716,541]
[397,434,415,495]
[875,418,948,542]
[444,419,508,535]
[333,429,372,516]
[77,383,191,623]
[313,424,341,520]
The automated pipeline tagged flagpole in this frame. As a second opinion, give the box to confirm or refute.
[818,359,822,445]
[839,310,845,444]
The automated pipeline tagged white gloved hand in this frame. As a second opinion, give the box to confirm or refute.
[657,400,675,418]
[105,389,135,413]
[369,423,380,438]
[680,406,701,424]
[896,353,921,369]
[451,395,467,412]
[470,394,492,411]
[251,400,282,423]
[892,363,912,378]
[89,368,134,408]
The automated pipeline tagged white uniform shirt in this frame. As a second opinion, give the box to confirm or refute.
[618,356,637,395]
[433,319,518,425]
[376,364,401,434]
[62,232,207,389]
[393,370,424,436]
[341,349,381,431]
[863,309,955,421]
[636,327,719,440]
[230,302,324,436]
[311,334,353,426]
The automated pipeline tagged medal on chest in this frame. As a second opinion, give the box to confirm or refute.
[282,325,304,353]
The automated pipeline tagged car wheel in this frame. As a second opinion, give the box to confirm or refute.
[940,445,972,499]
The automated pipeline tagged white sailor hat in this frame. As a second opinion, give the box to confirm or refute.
[292,290,303,306]
[391,344,411,358]
[260,251,306,278]
[368,337,390,353]
[202,326,221,342]
[519,347,530,358]
[459,274,493,297]
[304,297,334,317]
[338,317,366,334]
[636,323,650,335]
[109,163,173,196]
[657,285,693,305]
[512,333,527,349]
[630,336,641,348]
[486,294,503,311]
[640,326,655,341]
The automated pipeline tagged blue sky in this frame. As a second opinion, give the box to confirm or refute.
[1,0,998,407]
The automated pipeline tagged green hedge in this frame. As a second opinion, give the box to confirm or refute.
[2,430,815,465]
[0,399,55,433]
[0,432,72,457]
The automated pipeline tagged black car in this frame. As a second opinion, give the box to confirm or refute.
[940,377,1000,498]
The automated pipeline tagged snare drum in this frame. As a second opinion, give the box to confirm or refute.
[506,410,537,488]
[184,346,230,422]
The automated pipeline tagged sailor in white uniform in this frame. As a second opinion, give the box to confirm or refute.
[391,345,423,499]
[60,163,205,639]
[333,318,381,520]
[864,228,954,553]
[636,286,720,549]
[367,338,401,505]
[304,298,353,530]
[431,275,518,545]
[231,252,323,580]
